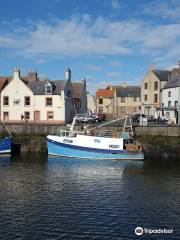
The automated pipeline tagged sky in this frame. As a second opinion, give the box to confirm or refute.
[0,0,180,93]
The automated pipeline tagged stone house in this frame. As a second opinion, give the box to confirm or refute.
[96,89,115,115]
[0,67,75,124]
[141,65,171,118]
[114,85,141,117]
[72,78,87,114]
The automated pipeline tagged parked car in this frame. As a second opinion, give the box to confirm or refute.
[132,114,146,123]
[87,113,99,122]
[83,114,97,123]
[74,114,86,123]
[158,116,169,125]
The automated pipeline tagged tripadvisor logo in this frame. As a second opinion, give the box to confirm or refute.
[135,227,143,236]
[135,226,174,236]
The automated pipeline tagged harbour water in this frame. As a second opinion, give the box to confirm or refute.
[0,154,180,240]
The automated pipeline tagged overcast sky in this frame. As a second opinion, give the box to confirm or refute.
[0,0,180,93]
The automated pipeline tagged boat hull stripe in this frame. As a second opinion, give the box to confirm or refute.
[47,138,142,155]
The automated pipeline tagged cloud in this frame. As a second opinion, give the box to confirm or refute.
[111,0,121,9]
[0,15,180,65]
[0,17,130,58]
[107,72,121,78]
[109,60,122,67]
[85,64,102,71]
[142,0,180,19]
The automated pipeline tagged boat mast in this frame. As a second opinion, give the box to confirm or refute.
[88,115,134,135]
[122,116,133,136]
[69,116,77,132]
[0,120,12,137]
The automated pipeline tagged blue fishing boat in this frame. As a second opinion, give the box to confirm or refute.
[47,116,144,160]
[0,137,12,154]
[0,121,12,154]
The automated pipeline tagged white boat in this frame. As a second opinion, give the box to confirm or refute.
[47,116,144,160]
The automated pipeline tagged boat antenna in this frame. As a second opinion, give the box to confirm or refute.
[0,120,12,137]
[88,116,127,131]
[88,115,134,136]
[122,115,134,136]
[70,116,77,132]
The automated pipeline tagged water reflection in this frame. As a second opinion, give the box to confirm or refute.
[0,154,180,239]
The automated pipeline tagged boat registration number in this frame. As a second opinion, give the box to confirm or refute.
[109,145,120,148]
[63,139,73,143]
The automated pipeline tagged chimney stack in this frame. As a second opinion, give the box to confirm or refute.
[172,61,180,77]
[13,67,20,79]
[82,78,86,85]
[149,64,155,71]
[28,69,38,81]
[65,67,71,81]
[121,82,127,88]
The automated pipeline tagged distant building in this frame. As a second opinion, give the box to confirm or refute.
[96,88,115,115]
[0,67,75,124]
[72,78,87,114]
[157,64,180,124]
[87,92,96,113]
[114,84,141,117]
[141,65,171,118]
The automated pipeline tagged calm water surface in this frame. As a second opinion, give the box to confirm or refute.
[0,154,180,240]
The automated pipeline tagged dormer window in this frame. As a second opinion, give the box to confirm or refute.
[45,83,52,94]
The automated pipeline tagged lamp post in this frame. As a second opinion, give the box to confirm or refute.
[176,105,180,125]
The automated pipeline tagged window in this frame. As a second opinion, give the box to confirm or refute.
[144,82,148,90]
[121,107,125,113]
[168,101,171,107]
[46,97,52,106]
[67,90,71,97]
[133,97,137,102]
[25,96,30,106]
[121,97,125,103]
[154,94,158,103]
[47,111,54,120]
[168,91,171,97]
[99,98,103,104]
[166,112,170,118]
[144,95,147,101]
[3,96,9,106]
[45,83,52,94]
[154,81,158,90]
[98,107,103,113]
[175,101,178,107]
[24,112,30,120]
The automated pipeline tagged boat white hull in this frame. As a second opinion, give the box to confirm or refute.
[47,138,144,160]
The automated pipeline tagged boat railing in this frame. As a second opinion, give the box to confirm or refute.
[55,130,84,138]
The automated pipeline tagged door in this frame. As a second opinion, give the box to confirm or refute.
[34,111,40,121]
[3,112,9,121]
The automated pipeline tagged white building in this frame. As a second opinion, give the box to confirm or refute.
[0,67,75,124]
[87,92,96,113]
[158,76,180,124]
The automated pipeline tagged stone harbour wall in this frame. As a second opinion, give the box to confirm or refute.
[0,123,179,159]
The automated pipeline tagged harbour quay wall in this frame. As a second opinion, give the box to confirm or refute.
[135,126,180,137]
[1,123,180,136]
[0,123,180,159]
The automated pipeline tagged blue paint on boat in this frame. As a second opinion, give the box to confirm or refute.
[0,137,12,154]
[47,139,144,160]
